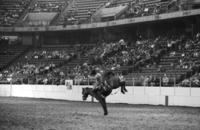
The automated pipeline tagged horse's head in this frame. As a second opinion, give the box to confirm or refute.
[82,88,89,101]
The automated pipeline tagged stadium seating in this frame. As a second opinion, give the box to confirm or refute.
[29,0,67,12]
[0,0,31,26]
[0,44,95,84]
[107,0,134,7]
[72,0,108,21]
[125,34,200,86]
[0,0,200,88]
[0,44,30,83]
[0,0,197,26]
[0,33,200,87]
[0,44,30,70]
[56,0,108,25]
[21,0,70,26]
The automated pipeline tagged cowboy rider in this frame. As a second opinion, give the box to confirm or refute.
[94,68,103,90]
[94,69,113,91]
[89,68,106,98]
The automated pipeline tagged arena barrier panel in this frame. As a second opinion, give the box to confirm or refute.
[0,85,200,107]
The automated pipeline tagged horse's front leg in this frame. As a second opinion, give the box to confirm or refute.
[97,96,108,115]
[92,91,108,115]
[101,98,108,115]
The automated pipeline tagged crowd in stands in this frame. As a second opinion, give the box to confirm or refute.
[0,0,197,26]
[25,49,75,60]
[133,33,200,87]
[177,33,200,87]
[0,0,31,26]
[63,10,79,25]
[1,62,55,83]
[29,0,68,12]
[61,35,179,86]
[0,36,28,72]
[122,1,163,18]
[0,47,76,84]
[103,0,188,21]
[180,73,200,87]
[1,32,200,87]
[62,0,190,25]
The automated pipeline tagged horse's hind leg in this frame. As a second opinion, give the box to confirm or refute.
[123,85,127,92]
[120,81,127,94]
[121,87,125,94]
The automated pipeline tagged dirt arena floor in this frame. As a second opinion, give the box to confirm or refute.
[0,97,199,130]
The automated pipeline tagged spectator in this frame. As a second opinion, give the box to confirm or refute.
[162,74,169,86]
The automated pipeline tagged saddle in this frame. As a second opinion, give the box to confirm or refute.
[94,80,111,92]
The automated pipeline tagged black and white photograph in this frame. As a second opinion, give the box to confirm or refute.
[0,0,200,129]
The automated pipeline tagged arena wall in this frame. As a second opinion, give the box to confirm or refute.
[0,85,200,107]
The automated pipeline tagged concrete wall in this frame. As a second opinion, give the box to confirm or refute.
[0,85,200,107]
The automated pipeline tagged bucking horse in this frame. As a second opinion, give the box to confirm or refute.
[82,71,127,115]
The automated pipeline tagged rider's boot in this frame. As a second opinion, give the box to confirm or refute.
[101,94,105,99]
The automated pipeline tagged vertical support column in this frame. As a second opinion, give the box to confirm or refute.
[191,24,194,37]
[189,81,192,96]
[159,77,161,96]
[33,33,43,47]
[174,85,176,96]
[147,25,152,39]
[9,82,12,97]
[132,78,135,87]
[165,96,168,106]
[91,96,94,102]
